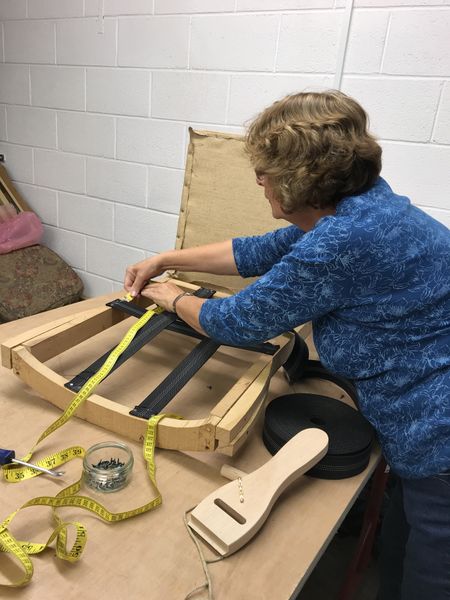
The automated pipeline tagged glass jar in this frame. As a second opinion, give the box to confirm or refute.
[83,441,134,493]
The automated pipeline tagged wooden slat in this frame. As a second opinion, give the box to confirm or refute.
[11,346,219,452]
[1,304,124,368]
[215,332,294,445]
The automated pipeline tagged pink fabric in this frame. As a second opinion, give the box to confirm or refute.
[0,211,43,254]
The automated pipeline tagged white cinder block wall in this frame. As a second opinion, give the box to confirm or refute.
[0,0,449,297]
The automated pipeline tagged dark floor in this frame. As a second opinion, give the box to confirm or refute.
[294,529,379,600]
[292,467,396,600]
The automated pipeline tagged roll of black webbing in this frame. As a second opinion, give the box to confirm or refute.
[263,394,374,479]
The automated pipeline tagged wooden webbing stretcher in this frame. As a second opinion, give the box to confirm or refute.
[1,279,307,456]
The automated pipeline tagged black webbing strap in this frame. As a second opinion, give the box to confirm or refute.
[106,297,279,356]
[65,288,215,393]
[130,338,220,418]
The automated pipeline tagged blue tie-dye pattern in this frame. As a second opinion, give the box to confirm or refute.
[199,178,450,478]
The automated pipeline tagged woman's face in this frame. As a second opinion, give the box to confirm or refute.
[255,172,285,219]
[255,170,336,231]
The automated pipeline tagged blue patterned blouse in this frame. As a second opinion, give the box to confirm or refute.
[199,178,450,479]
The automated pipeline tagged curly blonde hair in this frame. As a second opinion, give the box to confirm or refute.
[245,90,382,212]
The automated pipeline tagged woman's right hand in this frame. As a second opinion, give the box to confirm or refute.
[124,255,165,297]
[124,240,237,297]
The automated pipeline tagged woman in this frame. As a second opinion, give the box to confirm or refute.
[124,90,450,600]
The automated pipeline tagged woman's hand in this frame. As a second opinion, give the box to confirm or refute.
[140,282,184,313]
[140,281,207,336]
[124,256,165,297]
[124,241,237,297]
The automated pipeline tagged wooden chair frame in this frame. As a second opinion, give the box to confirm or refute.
[1,279,307,456]
[0,163,32,212]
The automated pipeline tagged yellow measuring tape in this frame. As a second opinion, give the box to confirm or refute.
[0,298,178,587]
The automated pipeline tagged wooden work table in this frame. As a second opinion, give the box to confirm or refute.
[0,294,379,600]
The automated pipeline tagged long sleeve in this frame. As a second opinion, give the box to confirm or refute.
[200,177,450,479]
[232,225,304,278]
[200,242,353,345]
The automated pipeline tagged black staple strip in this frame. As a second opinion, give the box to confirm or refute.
[65,287,279,400]
[108,297,279,355]
[106,299,148,318]
[65,288,215,393]
[65,311,178,392]
[130,338,220,418]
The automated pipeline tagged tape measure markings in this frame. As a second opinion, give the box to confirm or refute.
[1,301,177,587]
[3,304,163,480]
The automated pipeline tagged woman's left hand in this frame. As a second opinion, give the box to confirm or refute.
[140,282,184,312]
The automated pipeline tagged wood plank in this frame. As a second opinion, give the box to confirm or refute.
[215,333,294,444]
[22,305,126,363]
[1,312,88,369]
[11,346,219,452]
[216,363,272,446]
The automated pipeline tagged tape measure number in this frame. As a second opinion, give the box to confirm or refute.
[1,300,177,587]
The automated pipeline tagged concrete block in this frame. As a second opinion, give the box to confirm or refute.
[6,106,57,149]
[0,0,26,20]
[14,182,58,225]
[28,0,83,18]
[0,143,33,183]
[115,204,179,252]
[4,20,55,64]
[75,270,113,297]
[87,68,150,117]
[118,16,189,68]
[184,123,244,148]
[56,18,117,66]
[42,225,86,269]
[0,65,30,105]
[85,0,154,15]
[152,72,228,123]
[58,111,115,158]
[0,106,6,141]
[34,149,85,193]
[87,237,145,280]
[86,157,147,206]
[191,14,279,71]
[59,191,114,238]
[342,77,442,142]
[238,0,333,9]
[228,74,334,125]
[31,66,85,111]
[345,10,389,74]
[116,118,185,168]
[383,10,450,76]
[277,11,340,73]
[351,0,448,6]
[155,0,236,13]
[433,83,450,144]
[381,141,450,210]
[148,166,184,214]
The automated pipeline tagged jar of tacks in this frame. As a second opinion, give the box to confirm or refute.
[83,441,134,493]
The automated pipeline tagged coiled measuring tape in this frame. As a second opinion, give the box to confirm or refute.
[0,296,179,587]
